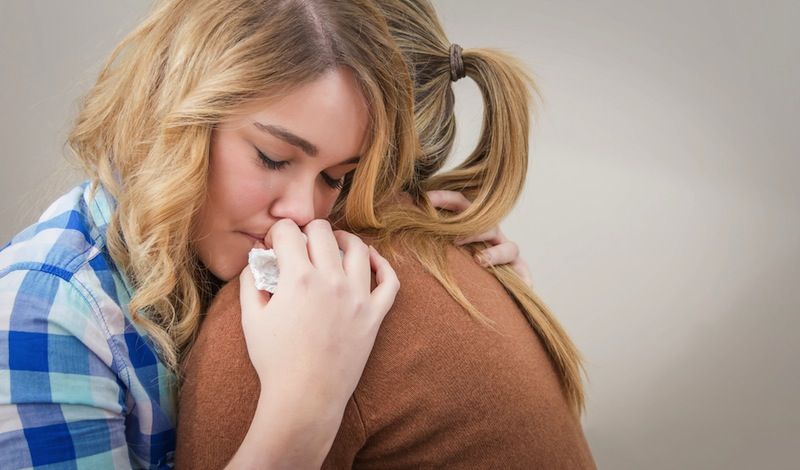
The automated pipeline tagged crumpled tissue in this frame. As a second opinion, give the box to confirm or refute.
[248,248,281,293]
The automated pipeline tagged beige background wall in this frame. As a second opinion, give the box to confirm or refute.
[1,1,797,468]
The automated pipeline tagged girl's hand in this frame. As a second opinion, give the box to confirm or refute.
[427,189,533,288]
[238,218,399,421]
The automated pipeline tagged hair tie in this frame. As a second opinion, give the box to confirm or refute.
[449,43,465,82]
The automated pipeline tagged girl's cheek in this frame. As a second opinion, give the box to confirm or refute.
[315,192,339,219]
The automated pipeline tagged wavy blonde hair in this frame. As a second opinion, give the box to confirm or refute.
[67,0,417,372]
[339,0,587,415]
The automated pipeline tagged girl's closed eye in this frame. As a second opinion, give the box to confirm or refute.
[321,173,346,190]
[256,149,288,170]
[257,148,347,190]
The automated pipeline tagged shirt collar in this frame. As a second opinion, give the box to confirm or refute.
[82,181,136,295]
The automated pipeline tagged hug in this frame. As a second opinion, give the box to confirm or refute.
[0,1,594,468]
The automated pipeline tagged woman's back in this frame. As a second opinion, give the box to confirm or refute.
[176,239,595,469]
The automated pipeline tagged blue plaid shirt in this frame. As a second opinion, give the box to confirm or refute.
[0,182,176,469]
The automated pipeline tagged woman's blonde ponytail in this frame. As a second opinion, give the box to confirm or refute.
[371,0,586,415]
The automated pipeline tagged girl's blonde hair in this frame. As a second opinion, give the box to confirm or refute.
[345,0,587,415]
[67,0,417,373]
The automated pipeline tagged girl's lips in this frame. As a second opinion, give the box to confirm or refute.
[239,231,266,243]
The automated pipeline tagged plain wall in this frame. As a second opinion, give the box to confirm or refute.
[1,1,797,468]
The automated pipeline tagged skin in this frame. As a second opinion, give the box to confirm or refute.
[429,190,533,287]
[193,67,367,280]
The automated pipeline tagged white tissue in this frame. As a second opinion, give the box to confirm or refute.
[248,248,280,293]
[247,233,308,294]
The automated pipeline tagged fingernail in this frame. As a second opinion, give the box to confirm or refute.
[475,253,490,266]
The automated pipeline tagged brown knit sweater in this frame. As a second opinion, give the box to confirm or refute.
[176,244,595,469]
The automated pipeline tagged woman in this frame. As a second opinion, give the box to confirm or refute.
[0,0,525,468]
[177,0,593,468]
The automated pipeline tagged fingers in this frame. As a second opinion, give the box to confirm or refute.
[475,240,520,267]
[455,226,503,246]
[239,264,271,313]
[511,259,534,287]
[367,245,400,320]
[426,192,530,283]
[427,190,472,213]
[334,230,371,297]
[472,242,533,288]
[304,220,343,273]
[267,219,311,275]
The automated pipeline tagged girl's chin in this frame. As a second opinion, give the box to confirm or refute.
[204,239,252,282]
[208,258,248,283]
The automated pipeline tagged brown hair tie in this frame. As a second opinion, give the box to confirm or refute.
[449,43,465,82]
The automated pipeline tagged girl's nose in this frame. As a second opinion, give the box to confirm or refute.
[269,179,316,228]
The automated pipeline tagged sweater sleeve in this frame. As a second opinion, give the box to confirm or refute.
[321,395,368,469]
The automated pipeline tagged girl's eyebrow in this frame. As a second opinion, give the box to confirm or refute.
[253,121,360,164]
[253,122,318,156]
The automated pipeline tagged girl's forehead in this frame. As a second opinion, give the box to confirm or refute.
[236,67,370,162]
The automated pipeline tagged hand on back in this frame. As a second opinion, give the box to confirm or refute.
[427,190,533,287]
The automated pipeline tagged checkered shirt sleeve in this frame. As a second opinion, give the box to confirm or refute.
[0,183,176,469]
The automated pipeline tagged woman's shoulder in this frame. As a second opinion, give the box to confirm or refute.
[0,181,130,293]
[1,182,112,275]
[0,181,134,349]
[0,182,173,402]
